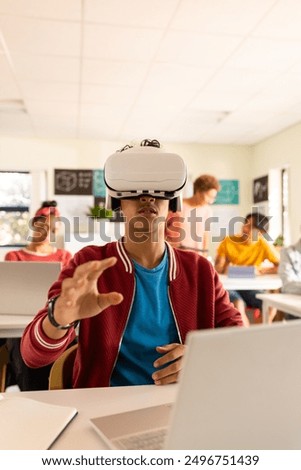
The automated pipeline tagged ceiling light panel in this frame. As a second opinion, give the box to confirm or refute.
[204,68,277,94]
[83,24,163,61]
[226,37,301,71]
[0,81,22,100]
[31,115,77,138]
[253,0,301,39]
[260,72,301,97]
[21,81,79,102]
[11,55,80,83]
[135,85,197,107]
[85,0,179,28]
[0,54,17,81]
[0,17,81,56]
[121,105,177,127]
[81,84,138,106]
[225,108,277,125]
[79,103,130,122]
[242,94,300,112]
[82,60,148,87]
[190,91,250,112]
[0,0,81,20]
[171,0,276,35]
[26,100,78,118]
[142,63,215,90]
[156,31,243,67]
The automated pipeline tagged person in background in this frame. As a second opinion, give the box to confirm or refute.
[166,174,220,257]
[4,200,73,391]
[21,140,243,389]
[279,237,301,320]
[214,212,280,326]
[5,200,72,265]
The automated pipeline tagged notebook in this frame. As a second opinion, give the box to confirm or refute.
[0,261,61,315]
[0,395,77,449]
[90,321,301,449]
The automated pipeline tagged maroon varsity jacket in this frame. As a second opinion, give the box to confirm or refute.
[21,241,243,388]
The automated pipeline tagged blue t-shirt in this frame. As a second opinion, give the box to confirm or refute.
[110,249,179,386]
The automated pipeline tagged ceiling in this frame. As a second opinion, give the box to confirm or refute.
[1,0,301,145]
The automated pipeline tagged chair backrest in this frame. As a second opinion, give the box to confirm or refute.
[48,344,78,390]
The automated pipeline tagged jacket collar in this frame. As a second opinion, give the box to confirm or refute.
[116,239,177,281]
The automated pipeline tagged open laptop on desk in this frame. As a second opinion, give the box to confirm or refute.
[0,261,61,315]
[90,321,301,450]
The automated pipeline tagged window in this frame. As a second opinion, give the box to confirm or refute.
[0,171,31,246]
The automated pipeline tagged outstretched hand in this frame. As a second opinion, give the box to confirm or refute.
[44,257,123,337]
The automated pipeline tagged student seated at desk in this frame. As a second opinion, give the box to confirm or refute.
[279,237,301,320]
[4,201,72,391]
[21,139,243,389]
[214,212,279,326]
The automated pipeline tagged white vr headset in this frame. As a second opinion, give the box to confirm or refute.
[104,145,187,212]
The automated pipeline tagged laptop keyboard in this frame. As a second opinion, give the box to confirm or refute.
[113,427,167,450]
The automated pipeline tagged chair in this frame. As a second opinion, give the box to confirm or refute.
[48,344,78,390]
[0,343,9,393]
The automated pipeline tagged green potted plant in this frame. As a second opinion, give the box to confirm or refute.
[273,234,284,251]
[88,205,113,219]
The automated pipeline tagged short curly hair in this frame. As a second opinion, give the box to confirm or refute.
[118,139,161,152]
[193,174,220,194]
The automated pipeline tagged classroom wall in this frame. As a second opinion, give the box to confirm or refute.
[1,126,300,254]
[0,136,252,201]
[251,122,301,245]
[0,136,253,237]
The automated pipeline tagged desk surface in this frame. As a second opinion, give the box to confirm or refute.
[7,384,177,450]
[257,293,301,319]
[220,274,282,291]
[0,314,33,338]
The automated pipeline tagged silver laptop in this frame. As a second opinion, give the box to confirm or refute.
[0,261,61,315]
[90,321,301,450]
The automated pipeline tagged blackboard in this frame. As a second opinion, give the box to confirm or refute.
[54,169,93,195]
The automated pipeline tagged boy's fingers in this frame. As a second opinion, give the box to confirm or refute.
[97,292,123,311]
[154,344,185,367]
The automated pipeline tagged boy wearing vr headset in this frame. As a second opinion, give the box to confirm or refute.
[21,140,243,389]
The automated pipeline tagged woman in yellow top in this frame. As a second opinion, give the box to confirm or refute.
[215,213,279,325]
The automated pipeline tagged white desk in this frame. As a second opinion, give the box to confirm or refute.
[220,274,282,291]
[7,384,177,450]
[0,276,282,337]
[0,315,33,338]
[256,293,301,324]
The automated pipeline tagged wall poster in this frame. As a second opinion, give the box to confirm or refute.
[214,179,239,205]
[253,175,268,203]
